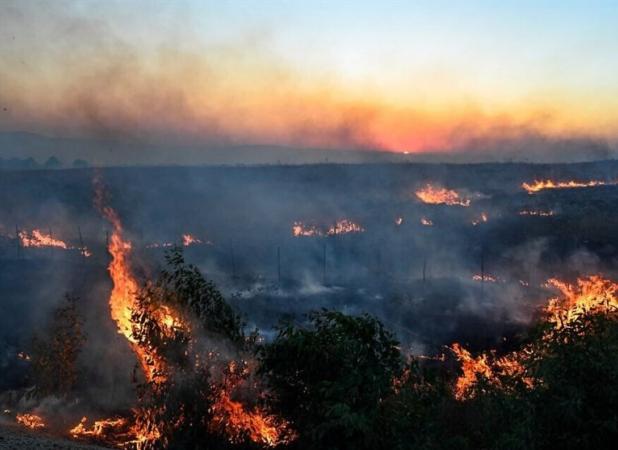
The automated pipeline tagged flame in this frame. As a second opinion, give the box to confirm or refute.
[522,179,617,194]
[450,344,532,400]
[292,221,323,237]
[96,185,178,384]
[293,219,364,237]
[210,362,294,447]
[69,417,128,439]
[518,209,554,216]
[19,229,68,249]
[326,219,364,235]
[415,184,470,207]
[544,275,618,329]
[95,180,292,448]
[16,413,46,430]
[182,234,203,246]
[420,217,433,226]
[450,344,493,400]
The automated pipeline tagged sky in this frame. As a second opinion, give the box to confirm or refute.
[1,0,618,158]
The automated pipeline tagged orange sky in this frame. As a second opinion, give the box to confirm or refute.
[1,1,618,154]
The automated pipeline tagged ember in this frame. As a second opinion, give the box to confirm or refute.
[471,212,488,226]
[519,209,554,216]
[472,274,498,282]
[292,221,323,237]
[182,233,202,246]
[292,219,364,237]
[420,217,433,226]
[326,219,364,235]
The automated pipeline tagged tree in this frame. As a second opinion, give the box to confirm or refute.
[29,294,86,397]
[130,248,251,450]
[526,313,618,450]
[259,310,403,450]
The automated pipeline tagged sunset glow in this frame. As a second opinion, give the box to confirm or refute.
[1,1,617,163]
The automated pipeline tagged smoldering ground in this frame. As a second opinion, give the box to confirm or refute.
[2,162,618,370]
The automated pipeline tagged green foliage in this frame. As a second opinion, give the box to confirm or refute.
[156,247,245,345]
[29,294,86,397]
[526,313,618,450]
[130,247,249,450]
[259,310,403,450]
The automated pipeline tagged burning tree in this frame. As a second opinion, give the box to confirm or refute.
[29,294,86,398]
[125,248,293,449]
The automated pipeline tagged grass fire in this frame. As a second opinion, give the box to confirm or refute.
[2,2,618,449]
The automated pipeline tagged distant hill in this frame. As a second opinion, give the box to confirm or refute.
[0,131,615,167]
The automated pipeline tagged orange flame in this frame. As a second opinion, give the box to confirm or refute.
[292,221,323,237]
[19,229,68,249]
[415,184,470,207]
[450,344,532,400]
[450,343,493,400]
[326,219,364,235]
[292,219,364,237]
[16,413,46,430]
[210,362,294,447]
[522,179,616,194]
[182,233,203,247]
[544,275,618,329]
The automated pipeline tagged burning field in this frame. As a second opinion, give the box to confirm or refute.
[2,162,618,449]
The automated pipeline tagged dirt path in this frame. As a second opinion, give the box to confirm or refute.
[0,422,112,450]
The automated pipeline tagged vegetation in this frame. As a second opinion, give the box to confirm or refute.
[29,294,86,398]
[258,309,618,450]
[17,251,618,450]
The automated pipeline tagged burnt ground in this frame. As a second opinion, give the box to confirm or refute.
[0,422,111,450]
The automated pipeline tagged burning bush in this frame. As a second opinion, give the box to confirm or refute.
[126,248,293,449]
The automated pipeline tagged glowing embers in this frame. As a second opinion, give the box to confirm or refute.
[16,413,46,430]
[182,233,202,246]
[415,184,470,207]
[420,217,433,226]
[292,219,364,237]
[472,273,498,283]
[471,212,488,226]
[518,210,554,217]
[544,275,618,330]
[522,179,618,194]
[292,221,323,237]
[147,233,209,248]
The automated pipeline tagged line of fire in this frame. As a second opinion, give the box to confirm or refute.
[2,164,618,449]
